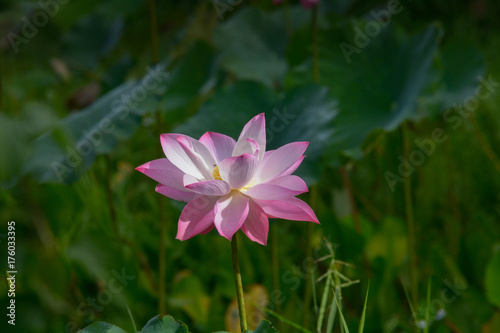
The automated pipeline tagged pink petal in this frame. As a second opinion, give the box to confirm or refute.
[244,175,308,200]
[233,113,266,161]
[256,142,309,183]
[136,158,185,190]
[185,180,231,196]
[253,197,319,223]
[241,200,269,245]
[214,191,250,240]
[176,196,218,241]
[199,132,236,164]
[155,184,198,202]
[218,153,258,189]
[282,156,305,176]
[161,134,215,179]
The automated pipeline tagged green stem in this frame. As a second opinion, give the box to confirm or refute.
[148,0,166,314]
[0,50,3,111]
[303,186,317,328]
[470,114,500,174]
[339,167,361,234]
[312,5,320,83]
[231,233,248,332]
[282,0,292,37]
[105,155,119,238]
[271,224,281,316]
[148,0,160,64]
[402,123,418,311]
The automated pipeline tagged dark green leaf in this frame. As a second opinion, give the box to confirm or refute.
[323,25,441,162]
[23,63,168,183]
[78,322,127,333]
[139,315,190,333]
[214,7,307,87]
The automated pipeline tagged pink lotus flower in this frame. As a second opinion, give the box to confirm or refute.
[136,114,319,245]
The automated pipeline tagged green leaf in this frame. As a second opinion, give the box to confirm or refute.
[214,7,307,87]
[62,14,124,69]
[214,320,279,333]
[485,247,500,307]
[249,320,279,332]
[78,322,128,333]
[323,25,441,163]
[139,315,190,333]
[23,63,168,183]
[158,41,215,113]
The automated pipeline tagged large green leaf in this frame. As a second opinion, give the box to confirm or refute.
[139,315,190,333]
[323,25,441,162]
[288,22,485,164]
[78,322,128,333]
[23,70,165,183]
[214,7,308,87]
[158,41,216,113]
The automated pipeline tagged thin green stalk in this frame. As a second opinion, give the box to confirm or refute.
[255,304,313,333]
[282,0,292,37]
[339,167,362,233]
[334,294,350,333]
[271,224,282,316]
[470,114,500,174]
[148,0,166,314]
[148,0,160,64]
[423,279,431,333]
[402,123,418,308]
[401,279,418,333]
[105,156,119,238]
[0,50,3,111]
[317,256,335,332]
[303,186,317,328]
[231,233,248,332]
[126,303,138,332]
[358,281,370,333]
[325,286,338,333]
[312,5,320,83]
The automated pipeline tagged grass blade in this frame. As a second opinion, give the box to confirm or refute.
[326,286,339,333]
[254,303,314,333]
[358,281,370,333]
[423,279,432,333]
[334,292,350,333]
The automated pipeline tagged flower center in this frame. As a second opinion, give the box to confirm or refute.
[212,166,222,180]
[239,178,258,192]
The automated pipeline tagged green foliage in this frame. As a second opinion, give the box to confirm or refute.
[79,316,277,333]
[2,0,500,332]
[485,247,500,308]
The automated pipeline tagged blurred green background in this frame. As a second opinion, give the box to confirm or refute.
[1,0,500,332]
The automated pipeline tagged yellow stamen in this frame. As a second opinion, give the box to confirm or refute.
[239,178,258,192]
[212,166,222,180]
